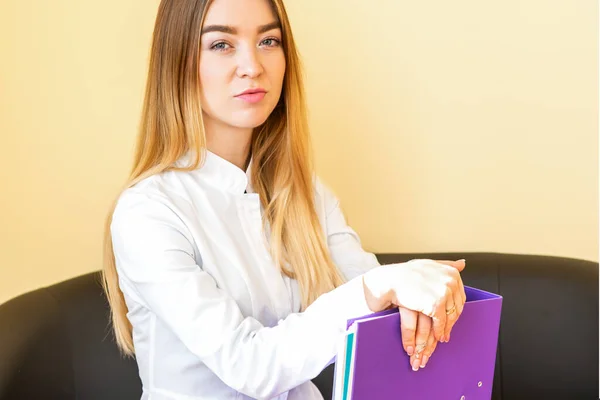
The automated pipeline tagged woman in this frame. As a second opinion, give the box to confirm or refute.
[103,0,467,399]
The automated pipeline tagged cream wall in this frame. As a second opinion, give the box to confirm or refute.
[0,0,597,304]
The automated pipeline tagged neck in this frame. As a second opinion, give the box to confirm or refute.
[204,115,253,171]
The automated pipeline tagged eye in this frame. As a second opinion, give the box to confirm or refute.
[210,41,231,52]
[260,37,281,48]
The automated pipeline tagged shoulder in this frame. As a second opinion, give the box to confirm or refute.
[110,184,198,271]
[112,163,208,215]
[113,174,179,219]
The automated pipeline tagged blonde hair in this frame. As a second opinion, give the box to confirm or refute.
[102,0,346,356]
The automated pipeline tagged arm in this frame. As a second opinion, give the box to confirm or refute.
[317,181,464,370]
[110,191,373,399]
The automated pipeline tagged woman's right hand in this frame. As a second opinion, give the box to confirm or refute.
[362,259,466,343]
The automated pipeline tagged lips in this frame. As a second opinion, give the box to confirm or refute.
[235,88,267,104]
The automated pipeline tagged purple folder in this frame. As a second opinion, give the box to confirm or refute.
[343,286,502,400]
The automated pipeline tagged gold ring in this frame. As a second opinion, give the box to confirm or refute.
[446,305,456,315]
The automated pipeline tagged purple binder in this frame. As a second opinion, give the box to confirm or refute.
[344,286,502,400]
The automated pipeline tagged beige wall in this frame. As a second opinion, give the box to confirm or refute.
[0,0,597,304]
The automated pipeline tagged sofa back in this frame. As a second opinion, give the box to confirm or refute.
[0,252,597,400]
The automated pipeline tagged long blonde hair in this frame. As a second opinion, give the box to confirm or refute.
[102,0,346,356]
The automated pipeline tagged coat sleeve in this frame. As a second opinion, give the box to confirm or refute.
[316,179,382,281]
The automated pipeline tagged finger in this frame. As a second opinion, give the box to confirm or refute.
[443,292,456,341]
[398,307,418,357]
[420,328,438,368]
[434,259,466,272]
[414,312,431,359]
[412,313,431,370]
[408,313,427,371]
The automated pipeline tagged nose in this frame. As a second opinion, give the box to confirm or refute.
[235,45,264,79]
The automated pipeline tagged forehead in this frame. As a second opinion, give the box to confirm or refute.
[203,0,278,27]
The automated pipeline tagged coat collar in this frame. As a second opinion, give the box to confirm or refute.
[176,149,254,195]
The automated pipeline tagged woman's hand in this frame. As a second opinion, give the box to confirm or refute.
[362,259,467,344]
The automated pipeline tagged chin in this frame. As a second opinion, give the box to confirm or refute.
[230,108,275,129]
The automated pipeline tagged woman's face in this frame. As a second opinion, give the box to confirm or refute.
[199,0,286,131]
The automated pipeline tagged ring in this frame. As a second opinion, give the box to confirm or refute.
[445,305,456,315]
[415,343,426,354]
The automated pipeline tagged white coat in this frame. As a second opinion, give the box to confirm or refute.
[111,150,381,399]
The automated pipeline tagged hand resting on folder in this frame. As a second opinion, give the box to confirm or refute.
[400,259,467,370]
[362,259,467,370]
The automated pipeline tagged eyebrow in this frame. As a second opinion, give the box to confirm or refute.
[201,21,281,35]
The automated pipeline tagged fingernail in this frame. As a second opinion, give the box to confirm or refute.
[440,335,446,343]
[412,359,420,371]
[420,355,429,368]
[447,334,451,342]
[407,346,414,356]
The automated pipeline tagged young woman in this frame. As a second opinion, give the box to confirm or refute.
[102,0,467,399]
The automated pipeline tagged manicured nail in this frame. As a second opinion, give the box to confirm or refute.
[440,335,446,343]
[407,346,414,356]
[420,355,429,368]
[412,359,420,371]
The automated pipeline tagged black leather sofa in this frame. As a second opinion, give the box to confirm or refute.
[0,252,598,400]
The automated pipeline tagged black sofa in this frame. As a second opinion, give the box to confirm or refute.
[0,252,598,400]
